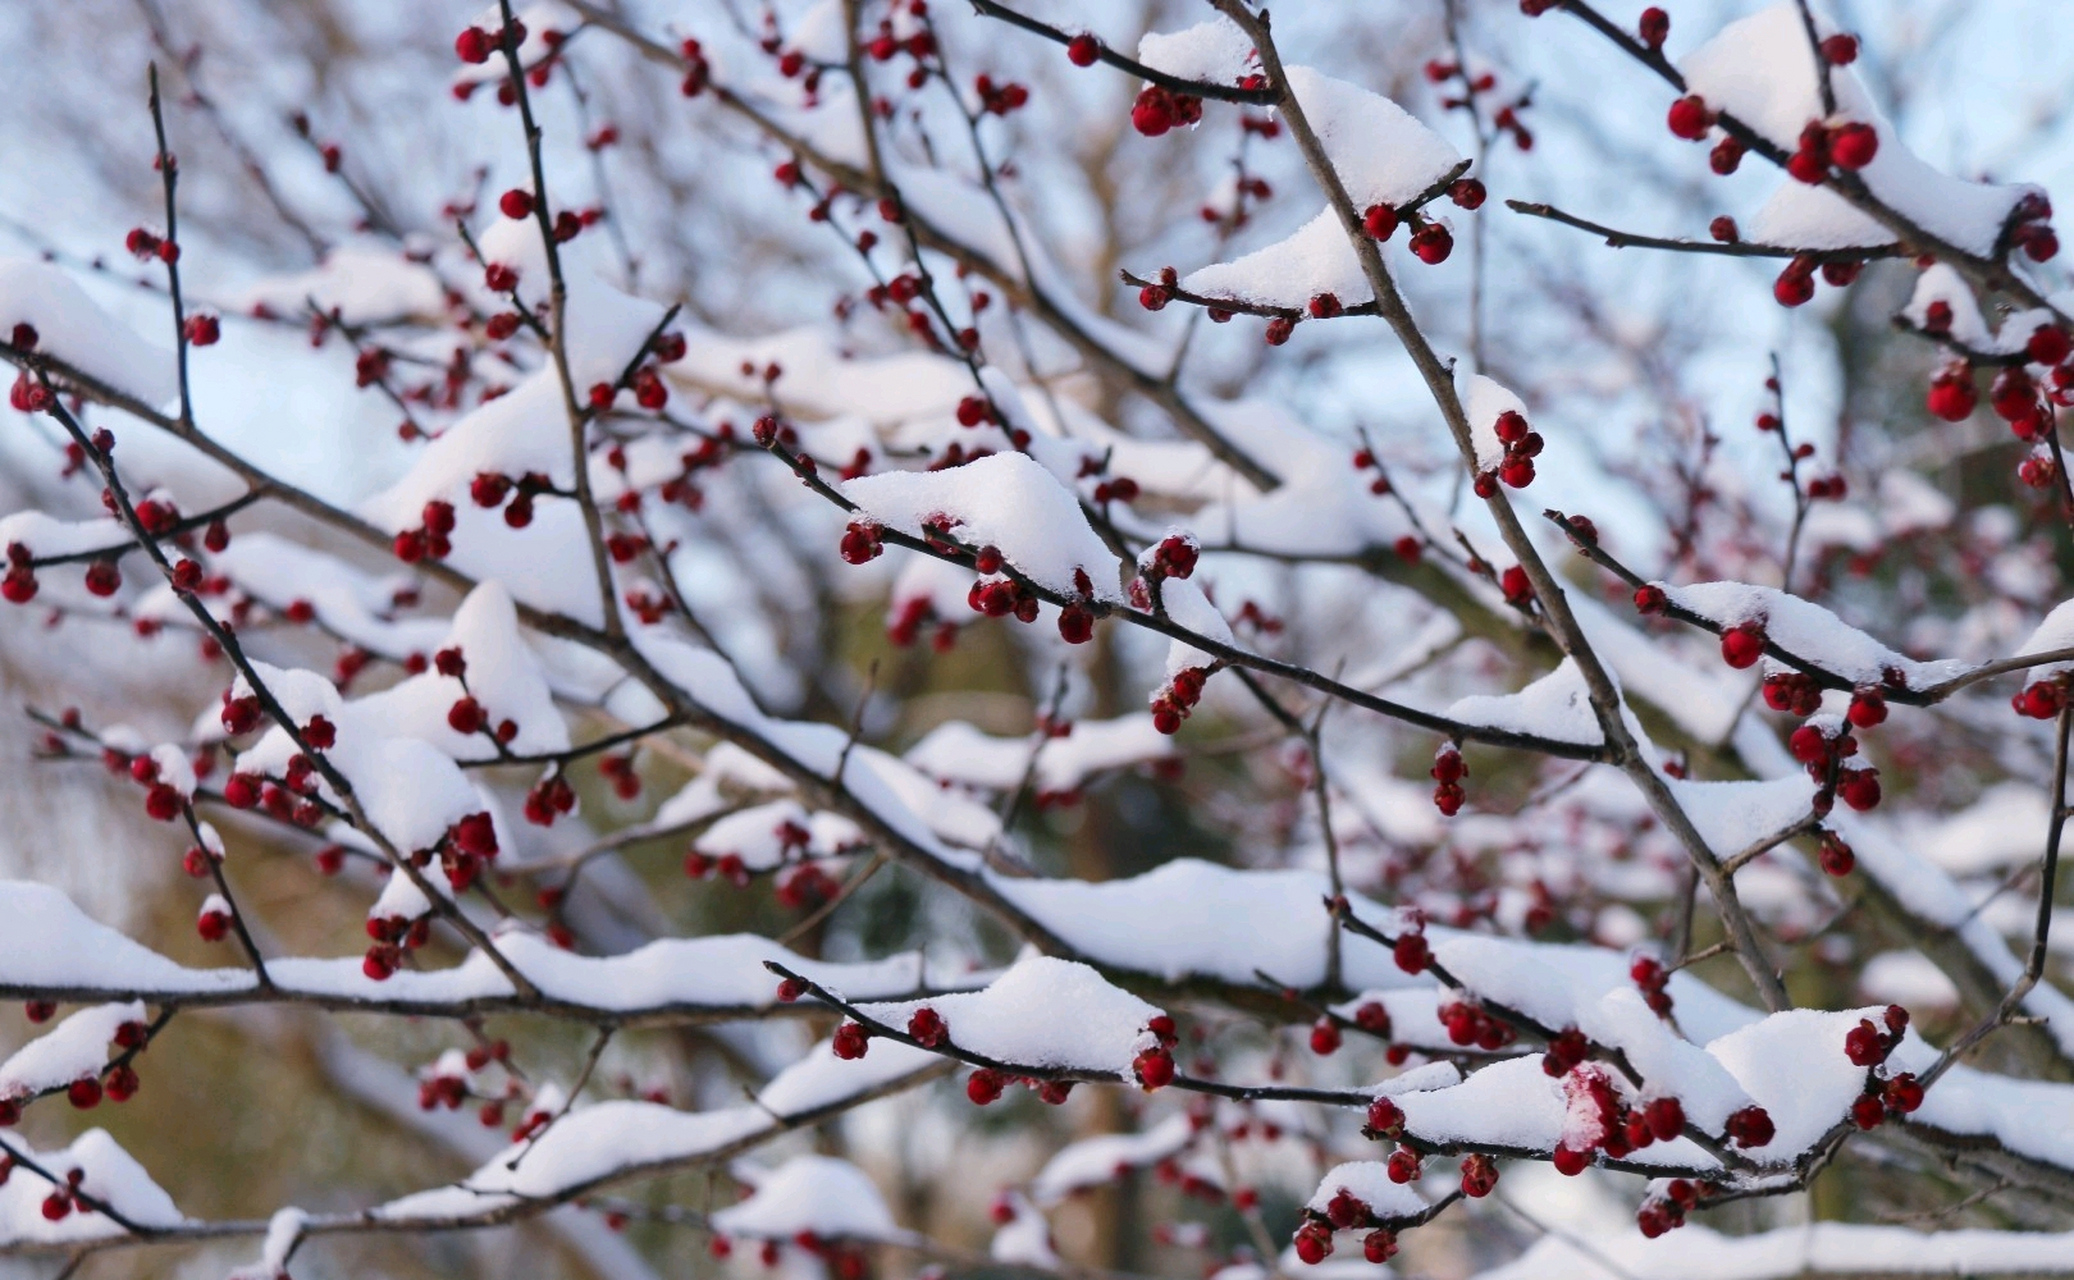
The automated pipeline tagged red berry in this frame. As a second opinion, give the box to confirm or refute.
[1720,625,1765,668]
[831,1022,870,1059]
[1449,178,1487,209]
[1638,7,1669,49]
[1818,834,1855,876]
[1460,1153,1499,1197]
[2016,681,2064,720]
[1837,768,1882,811]
[184,314,221,346]
[456,26,493,63]
[1726,1104,1774,1147]
[69,1076,103,1109]
[1131,86,1178,137]
[2028,325,2072,366]
[1363,203,1400,241]
[967,1068,1006,1105]
[1788,723,1830,764]
[907,1007,947,1047]
[1850,1094,1885,1129]
[1058,603,1095,645]
[1392,933,1430,974]
[1883,1072,1924,1113]
[84,560,121,597]
[1386,1148,1421,1183]
[1666,95,1711,140]
[1134,1046,1175,1090]
[1847,689,1886,728]
[1926,367,1977,421]
[1363,1230,1398,1264]
[1066,34,1099,66]
[1830,123,1878,170]
[1410,222,1453,264]
[1774,263,1816,307]
[1551,1144,1590,1176]
[1845,1018,1887,1066]
[1646,1096,1685,1142]
[1820,33,1859,64]
[1293,1223,1332,1266]
[1309,1018,1342,1056]
[1366,1096,1404,1135]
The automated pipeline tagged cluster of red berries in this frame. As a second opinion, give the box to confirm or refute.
[1791,118,1879,184]
[1786,715,1882,813]
[393,499,457,564]
[418,1062,477,1113]
[1476,409,1543,492]
[1629,954,1676,1017]
[681,842,753,885]
[523,773,578,826]
[0,542,38,604]
[1295,1190,1401,1264]
[124,226,179,264]
[961,1066,1074,1108]
[671,35,712,97]
[588,364,668,413]
[1132,1015,1180,1091]
[1815,830,1856,876]
[118,748,187,823]
[441,811,501,892]
[1554,1065,1690,1176]
[1843,1005,1925,1128]
[776,858,842,908]
[454,20,521,66]
[1427,45,1535,149]
[33,1167,97,1223]
[585,750,638,802]
[184,314,221,347]
[7,371,54,416]
[1139,532,1200,584]
[220,761,325,828]
[1635,1178,1711,1237]
[972,73,1030,116]
[2010,190,2059,263]
[1541,1026,1591,1077]
[884,593,954,651]
[1772,252,1866,308]
[967,574,1042,626]
[1137,266,1179,314]
[362,909,433,981]
[2013,678,2065,720]
[1431,743,1467,816]
[1438,999,1516,1052]
[1348,446,1398,498]
[1365,199,1455,266]
[468,468,558,530]
[1149,666,1210,735]
[1131,86,1203,137]
[1201,174,1274,228]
